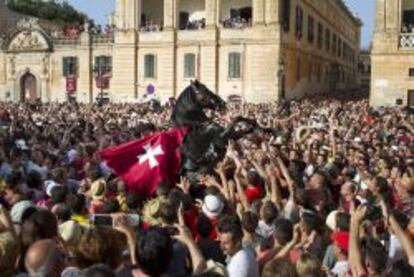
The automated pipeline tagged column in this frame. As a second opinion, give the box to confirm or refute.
[265,0,279,25]
[205,0,218,28]
[375,0,385,32]
[253,0,265,25]
[385,0,399,30]
[164,0,177,30]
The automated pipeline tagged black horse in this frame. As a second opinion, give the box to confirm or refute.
[172,80,262,176]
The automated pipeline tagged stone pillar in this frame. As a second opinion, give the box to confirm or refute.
[385,0,398,31]
[164,0,177,30]
[253,0,265,25]
[205,0,218,28]
[375,0,385,32]
[265,0,279,25]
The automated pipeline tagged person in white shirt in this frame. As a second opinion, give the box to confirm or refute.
[217,215,259,277]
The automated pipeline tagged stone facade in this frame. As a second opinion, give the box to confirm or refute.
[358,50,371,93]
[371,0,414,107]
[0,0,361,103]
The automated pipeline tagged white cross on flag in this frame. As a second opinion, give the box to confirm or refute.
[138,144,164,169]
[99,128,188,196]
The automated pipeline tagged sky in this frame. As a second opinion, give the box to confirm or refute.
[66,0,375,48]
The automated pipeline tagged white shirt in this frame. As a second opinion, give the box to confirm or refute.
[227,247,259,277]
[331,260,349,277]
[256,220,275,239]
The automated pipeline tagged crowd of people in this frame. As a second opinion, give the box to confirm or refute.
[401,23,414,33]
[181,19,206,31]
[0,93,413,277]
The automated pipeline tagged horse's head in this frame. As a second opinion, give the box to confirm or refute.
[190,80,226,112]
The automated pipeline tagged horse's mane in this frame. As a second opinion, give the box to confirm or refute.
[171,85,208,127]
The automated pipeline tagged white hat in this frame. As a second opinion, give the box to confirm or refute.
[354,137,362,143]
[326,210,339,231]
[10,200,36,224]
[59,220,84,244]
[44,180,60,197]
[15,139,28,150]
[202,195,224,218]
[66,149,78,164]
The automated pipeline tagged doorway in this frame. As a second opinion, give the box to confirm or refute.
[20,73,37,102]
[408,90,414,107]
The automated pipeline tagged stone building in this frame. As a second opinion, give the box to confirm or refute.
[0,0,361,103]
[371,0,414,107]
[358,49,371,93]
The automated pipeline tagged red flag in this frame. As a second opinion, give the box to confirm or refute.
[99,128,188,196]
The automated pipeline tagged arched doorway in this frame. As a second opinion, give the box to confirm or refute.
[20,73,37,102]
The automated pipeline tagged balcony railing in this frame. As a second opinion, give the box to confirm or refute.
[399,33,414,49]
[91,33,114,44]
[52,36,81,45]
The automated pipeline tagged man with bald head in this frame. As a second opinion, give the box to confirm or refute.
[25,239,65,277]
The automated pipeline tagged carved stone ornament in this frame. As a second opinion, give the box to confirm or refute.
[8,30,49,52]
[16,17,41,30]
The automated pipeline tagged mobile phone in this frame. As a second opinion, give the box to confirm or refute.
[91,214,113,227]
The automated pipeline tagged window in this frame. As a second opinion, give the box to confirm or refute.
[317,22,323,49]
[332,33,337,55]
[94,56,112,76]
[409,68,414,77]
[338,37,342,57]
[144,54,156,79]
[282,0,291,32]
[184,53,196,79]
[307,15,314,44]
[62,57,77,76]
[325,28,331,51]
[228,52,241,79]
[308,59,312,81]
[295,6,303,39]
[317,63,321,82]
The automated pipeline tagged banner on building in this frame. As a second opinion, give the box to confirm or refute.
[96,76,110,89]
[66,76,77,94]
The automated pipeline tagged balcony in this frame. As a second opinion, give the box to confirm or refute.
[399,33,414,49]
[52,36,80,45]
[91,33,114,44]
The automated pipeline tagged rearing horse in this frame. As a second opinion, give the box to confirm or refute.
[171,80,261,176]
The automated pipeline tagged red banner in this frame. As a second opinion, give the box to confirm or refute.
[66,76,77,93]
[96,76,110,89]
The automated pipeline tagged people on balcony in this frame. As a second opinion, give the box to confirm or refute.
[401,23,414,33]
[221,16,252,29]
[182,18,206,30]
[140,20,162,33]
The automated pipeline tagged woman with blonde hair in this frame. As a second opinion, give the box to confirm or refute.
[296,253,327,277]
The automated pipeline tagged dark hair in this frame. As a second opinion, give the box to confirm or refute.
[50,185,68,205]
[273,218,293,246]
[241,211,259,234]
[390,259,414,277]
[54,204,71,222]
[105,199,120,213]
[301,212,324,234]
[196,213,213,238]
[262,257,297,277]
[217,215,243,243]
[262,201,279,225]
[25,171,42,190]
[158,201,177,225]
[156,182,170,198]
[126,192,142,210]
[136,227,173,276]
[335,212,350,232]
[69,194,86,214]
[81,264,116,277]
[361,237,387,274]
[391,209,410,230]
[21,210,58,249]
